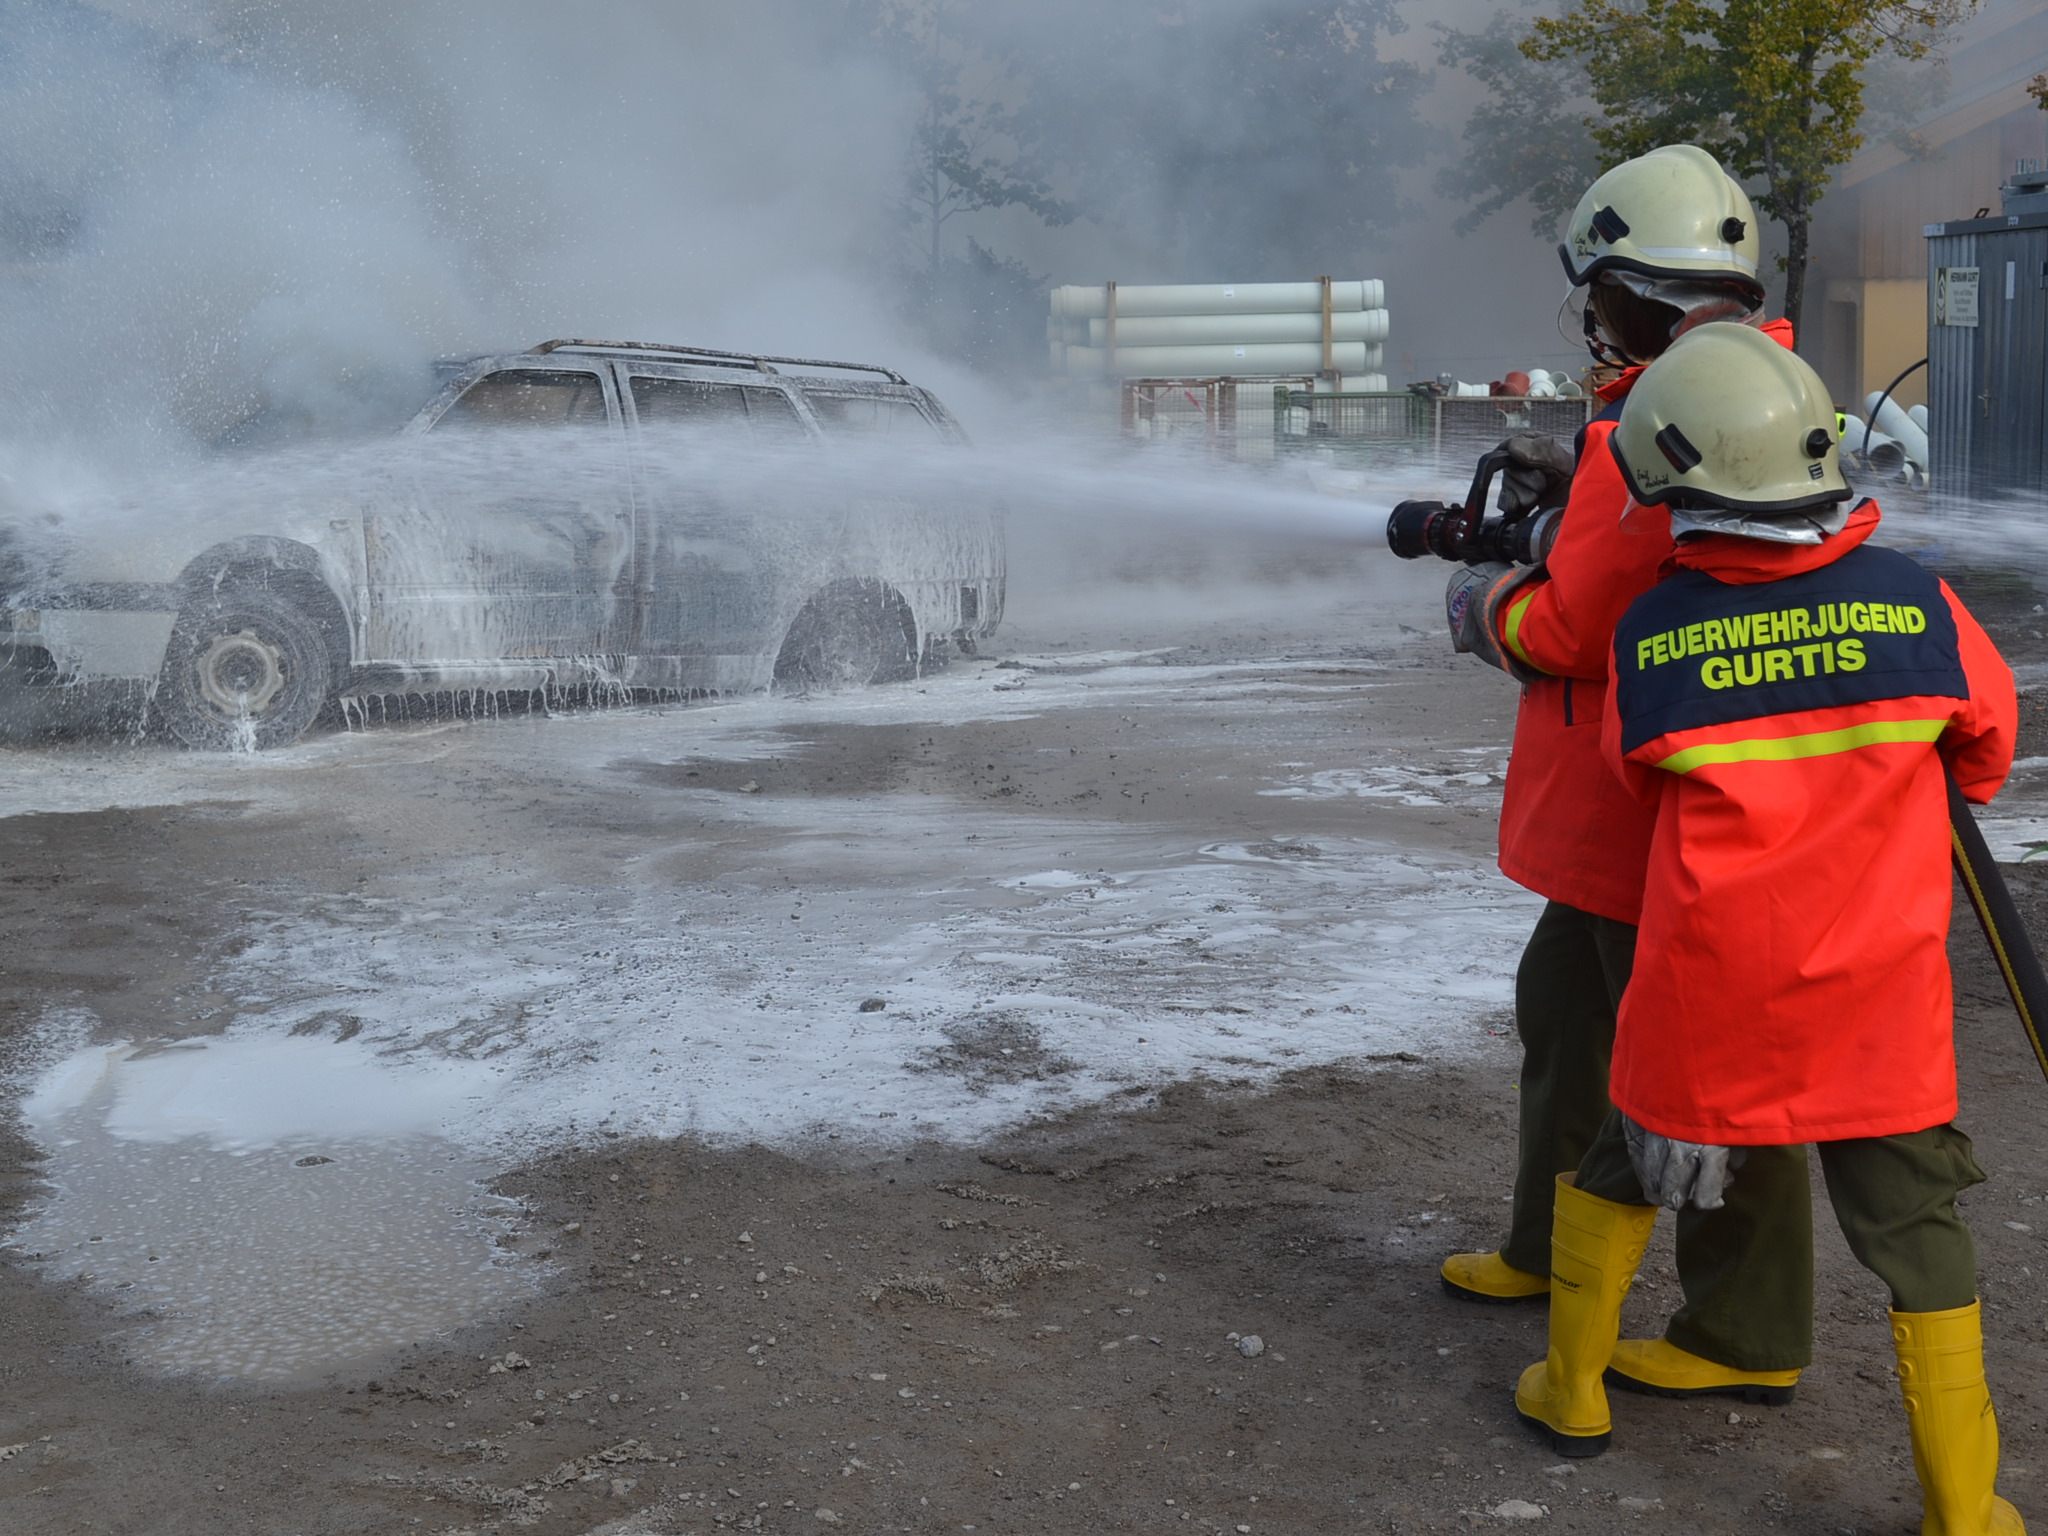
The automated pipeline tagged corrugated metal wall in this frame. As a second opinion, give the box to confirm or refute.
[1927,228,1979,497]
[1985,229,2048,495]
[1927,216,2048,502]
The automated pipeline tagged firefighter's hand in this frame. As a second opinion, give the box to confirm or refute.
[1496,433,1576,517]
[1623,1116,1746,1211]
[1445,562,1515,664]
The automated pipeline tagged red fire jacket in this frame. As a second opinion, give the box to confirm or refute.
[1490,319,1798,924]
[1602,502,2015,1144]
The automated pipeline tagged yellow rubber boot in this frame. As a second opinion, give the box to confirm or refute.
[1607,1337,1799,1405]
[1441,1250,1549,1303]
[1891,1302,2027,1535]
[1513,1175,1657,1457]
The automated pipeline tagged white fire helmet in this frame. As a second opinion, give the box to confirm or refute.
[1560,144,1765,303]
[1611,323,1852,540]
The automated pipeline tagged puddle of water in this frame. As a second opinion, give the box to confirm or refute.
[8,1034,533,1382]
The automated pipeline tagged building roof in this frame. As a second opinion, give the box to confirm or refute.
[1837,0,2048,188]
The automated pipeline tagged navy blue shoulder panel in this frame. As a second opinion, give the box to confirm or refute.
[1571,395,1626,467]
[1612,544,1965,756]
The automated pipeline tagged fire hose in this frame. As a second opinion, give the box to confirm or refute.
[1387,450,2048,1082]
[1948,773,2048,1083]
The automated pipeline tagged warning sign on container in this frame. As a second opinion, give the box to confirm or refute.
[1936,267,1980,327]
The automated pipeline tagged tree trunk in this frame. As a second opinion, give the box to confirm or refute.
[1782,205,1808,337]
[928,126,944,276]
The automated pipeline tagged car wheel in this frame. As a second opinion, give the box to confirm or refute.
[156,582,333,750]
[774,581,915,692]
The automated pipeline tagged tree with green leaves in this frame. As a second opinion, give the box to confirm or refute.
[840,0,1075,371]
[2031,72,2047,111]
[859,1,1073,279]
[1434,5,1602,239]
[1518,1,1975,332]
[850,0,1428,369]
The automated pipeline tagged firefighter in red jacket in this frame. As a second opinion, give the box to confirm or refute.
[1440,145,1815,1402]
[1512,321,2023,1534]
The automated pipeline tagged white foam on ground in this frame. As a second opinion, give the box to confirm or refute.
[117,830,1535,1159]
[21,1035,502,1150]
[0,725,470,818]
[1972,814,2048,866]
[5,644,1512,1167]
[9,1032,532,1382]
[996,649,1179,670]
[1259,762,1505,808]
[0,661,1333,819]
[0,640,1536,1378]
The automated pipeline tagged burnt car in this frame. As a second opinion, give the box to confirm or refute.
[0,340,1005,749]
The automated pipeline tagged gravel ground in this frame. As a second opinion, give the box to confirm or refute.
[1,543,2044,1535]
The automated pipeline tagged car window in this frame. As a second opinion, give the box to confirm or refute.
[804,393,942,437]
[630,377,806,436]
[433,369,611,431]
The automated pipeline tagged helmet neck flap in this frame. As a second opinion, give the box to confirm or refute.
[1666,499,1852,547]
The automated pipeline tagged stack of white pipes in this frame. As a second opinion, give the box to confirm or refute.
[1049,280,1390,390]
[1841,393,1932,486]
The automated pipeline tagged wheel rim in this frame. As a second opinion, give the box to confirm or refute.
[806,625,881,688]
[195,628,288,719]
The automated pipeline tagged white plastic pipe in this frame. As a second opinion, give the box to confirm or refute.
[1863,391,1929,471]
[1909,403,1929,433]
[1296,375,1391,393]
[1086,309,1388,347]
[1052,280,1384,320]
[1840,415,1907,475]
[1062,341,1383,377]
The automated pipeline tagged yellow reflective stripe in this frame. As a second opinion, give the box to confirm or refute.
[1654,718,1946,775]
[1501,589,1538,669]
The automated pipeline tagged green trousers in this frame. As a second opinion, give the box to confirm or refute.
[1578,1112,1984,1315]
[1499,900,1816,1371]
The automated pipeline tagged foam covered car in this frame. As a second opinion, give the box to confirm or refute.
[0,340,1006,749]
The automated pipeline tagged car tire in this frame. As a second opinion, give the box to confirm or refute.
[156,582,334,751]
[774,581,915,692]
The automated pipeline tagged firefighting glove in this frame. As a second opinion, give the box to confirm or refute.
[1495,433,1576,518]
[1624,1115,1746,1212]
[1445,562,1547,685]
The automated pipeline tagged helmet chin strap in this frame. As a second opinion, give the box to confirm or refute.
[1581,300,1635,367]
[1584,272,1766,366]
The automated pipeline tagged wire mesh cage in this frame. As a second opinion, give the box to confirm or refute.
[1119,376,1315,460]
[1274,388,1598,470]
[1120,377,1233,445]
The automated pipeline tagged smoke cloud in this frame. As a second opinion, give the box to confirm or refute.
[0,0,923,461]
[3,0,1580,463]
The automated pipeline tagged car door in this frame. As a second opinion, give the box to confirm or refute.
[366,364,634,664]
[620,369,815,681]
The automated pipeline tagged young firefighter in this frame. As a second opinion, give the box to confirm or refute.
[1440,144,1815,1401]
[1512,322,2023,1533]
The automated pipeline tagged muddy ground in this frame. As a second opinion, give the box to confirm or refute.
[2,549,2046,1535]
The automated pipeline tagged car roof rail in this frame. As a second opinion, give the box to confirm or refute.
[527,339,909,386]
